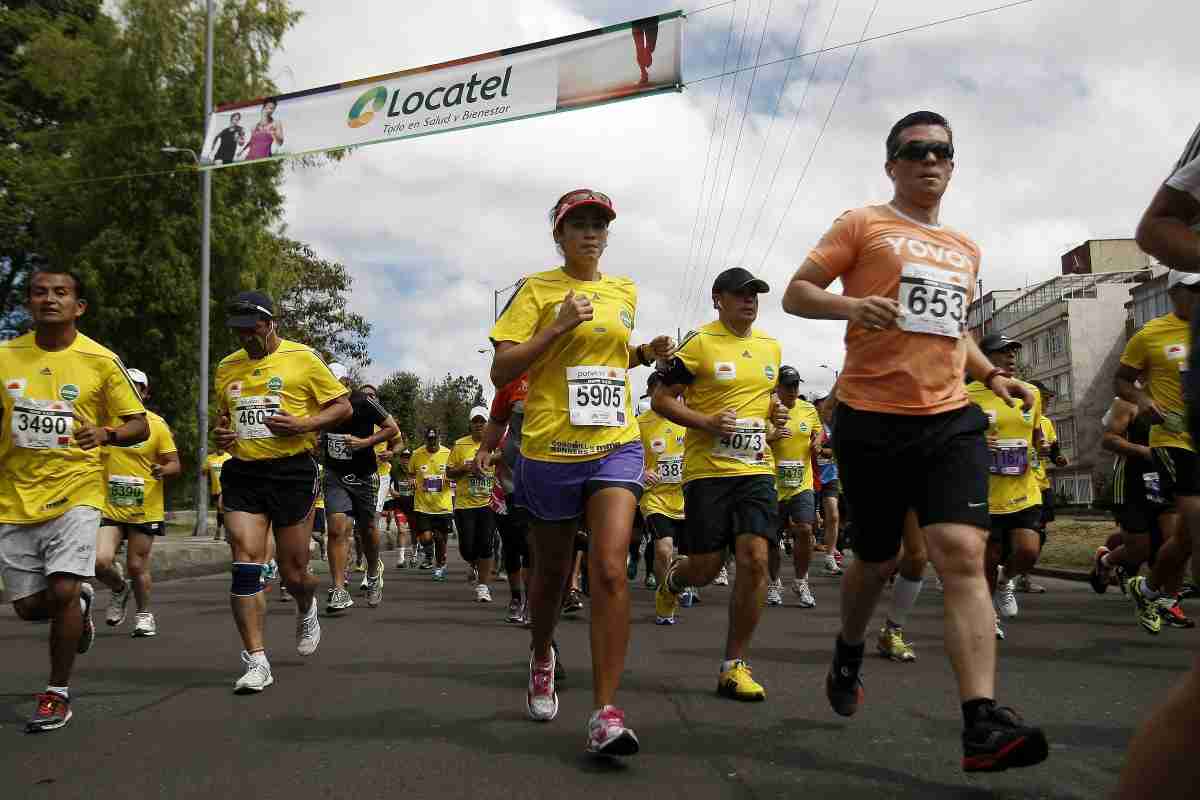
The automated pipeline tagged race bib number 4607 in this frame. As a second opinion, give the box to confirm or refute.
[11,398,74,449]
[896,262,967,339]
[234,395,282,440]
[566,366,626,427]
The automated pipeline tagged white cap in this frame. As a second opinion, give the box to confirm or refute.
[468,406,490,422]
[328,362,349,381]
[127,368,149,387]
[1167,270,1200,290]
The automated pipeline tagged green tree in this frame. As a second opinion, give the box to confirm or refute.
[272,237,371,368]
[377,370,421,443]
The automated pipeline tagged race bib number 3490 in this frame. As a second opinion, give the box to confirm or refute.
[11,398,74,449]
[896,262,967,339]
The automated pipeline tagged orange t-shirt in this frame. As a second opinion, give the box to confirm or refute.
[807,204,981,416]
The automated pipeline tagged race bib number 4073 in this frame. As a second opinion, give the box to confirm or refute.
[11,398,74,449]
[712,419,768,464]
[896,262,967,339]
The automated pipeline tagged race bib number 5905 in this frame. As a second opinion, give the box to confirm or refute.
[566,366,626,427]
[897,263,967,339]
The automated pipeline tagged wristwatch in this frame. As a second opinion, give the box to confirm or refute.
[106,428,118,445]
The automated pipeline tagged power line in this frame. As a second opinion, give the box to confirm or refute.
[685,0,1036,86]
[755,0,881,275]
[22,165,198,191]
[687,0,739,14]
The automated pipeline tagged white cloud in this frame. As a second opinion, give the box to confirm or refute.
[268,0,1200,398]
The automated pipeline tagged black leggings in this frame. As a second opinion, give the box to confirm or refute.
[454,507,496,562]
[496,508,530,575]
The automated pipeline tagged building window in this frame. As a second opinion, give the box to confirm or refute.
[1049,326,1065,360]
[1060,372,1072,402]
[1029,337,1041,366]
[1057,417,1076,452]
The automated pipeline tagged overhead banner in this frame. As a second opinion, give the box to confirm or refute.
[200,11,683,169]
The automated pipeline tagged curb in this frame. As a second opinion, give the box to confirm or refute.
[1031,566,1088,582]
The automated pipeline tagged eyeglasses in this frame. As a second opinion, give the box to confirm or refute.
[555,189,612,211]
[890,140,954,162]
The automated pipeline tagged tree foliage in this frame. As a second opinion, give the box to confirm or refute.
[376,371,486,448]
[273,238,371,368]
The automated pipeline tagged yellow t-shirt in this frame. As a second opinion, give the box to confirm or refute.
[769,399,822,500]
[410,445,453,515]
[102,411,178,523]
[205,452,232,496]
[638,409,685,520]
[375,436,394,478]
[967,380,1042,515]
[215,339,348,462]
[449,435,494,510]
[1119,313,1191,451]
[0,332,146,523]
[489,267,639,463]
[1030,415,1057,490]
[665,320,783,483]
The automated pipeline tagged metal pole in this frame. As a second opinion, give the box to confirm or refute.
[194,0,214,537]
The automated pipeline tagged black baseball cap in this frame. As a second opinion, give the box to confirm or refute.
[226,291,275,328]
[778,365,802,387]
[712,267,770,295]
[980,333,1021,353]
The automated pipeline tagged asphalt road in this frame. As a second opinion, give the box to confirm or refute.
[1,556,1193,800]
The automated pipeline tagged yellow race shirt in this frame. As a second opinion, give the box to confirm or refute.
[1031,415,1057,490]
[489,267,639,463]
[769,399,822,500]
[1119,313,1192,451]
[0,332,145,523]
[664,320,782,483]
[449,435,494,510]
[375,437,394,478]
[215,339,348,462]
[102,411,177,523]
[410,445,453,515]
[967,380,1042,515]
[638,409,685,520]
[205,452,232,496]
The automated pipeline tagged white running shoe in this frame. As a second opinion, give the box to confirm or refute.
[994,617,1006,640]
[934,574,945,593]
[526,648,558,721]
[586,705,640,756]
[106,579,132,627]
[78,582,96,654]
[792,578,816,608]
[132,611,157,638]
[234,650,273,694]
[366,573,384,608]
[327,586,353,613]
[714,566,730,586]
[766,582,783,606]
[296,600,321,656]
[821,555,843,576]
[995,579,1019,619]
[476,584,493,603]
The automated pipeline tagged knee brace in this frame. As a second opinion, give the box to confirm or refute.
[231,561,265,597]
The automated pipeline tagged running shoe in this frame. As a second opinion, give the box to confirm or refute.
[626,557,638,581]
[644,573,657,590]
[366,573,384,608]
[131,611,157,638]
[105,579,131,627]
[468,564,479,584]
[713,565,729,586]
[934,574,945,593]
[354,559,366,573]
[825,654,864,716]
[679,587,696,608]
[279,585,292,602]
[766,582,783,607]
[563,588,584,614]
[395,550,407,569]
[506,597,524,623]
[78,582,96,654]
[526,647,558,721]
[432,566,449,582]
[961,702,1049,773]
[296,599,321,656]
[820,557,843,577]
[327,586,353,613]
[26,691,72,733]
[717,660,766,701]
[994,580,1019,619]
[792,578,816,608]
[1127,577,1163,634]
[690,587,702,604]
[586,705,640,757]
[1158,597,1195,628]
[1014,574,1046,594]
[419,558,432,571]
[476,584,493,603]
[1180,580,1199,600]
[655,573,679,624]
[1088,546,1111,595]
[234,651,273,694]
[783,537,793,555]
[877,623,916,662]
[552,639,566,681]
[995,617,1006,640]
[262,559,279,583]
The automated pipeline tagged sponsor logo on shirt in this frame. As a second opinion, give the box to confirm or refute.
[228,381,242,399]
[267,377,283,392]
[40,367,52,376]
[60,384,80,401]
[5,378,25,398]
[714,361,736,381]
[619,309,634,330]
[1165,343,1188,361]
[764,365,775,380]
[651,437,666,454]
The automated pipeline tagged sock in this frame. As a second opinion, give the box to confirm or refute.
[247,648,268,663]
[962,697,996,727]
[835,633,866,662]
[46,685,69,700]
[398,547,406,560]
[1140,576,1165,600]
[889,575,924,628]
[720,658,741,672]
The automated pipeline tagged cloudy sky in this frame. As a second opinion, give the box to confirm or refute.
[262,0,1199,400]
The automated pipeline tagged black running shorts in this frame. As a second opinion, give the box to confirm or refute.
[644,513,685,542]
[834,403,990,563]
[454,506,496,561]
[412,511,453,534]
[1152,446,1200,500]
[99,519,165,537]
[221,453,319,529]
[681,474,779,556]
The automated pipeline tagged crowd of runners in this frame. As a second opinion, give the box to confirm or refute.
[2,110,1198,792]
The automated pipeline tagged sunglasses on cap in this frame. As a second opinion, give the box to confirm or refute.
[555,189,612,210]
[890,140,955,162]
[228,301,274,319]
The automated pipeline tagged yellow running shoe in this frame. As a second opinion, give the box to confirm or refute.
[717,660,766,701]
[655,575,679,624]
[877,623,916,662]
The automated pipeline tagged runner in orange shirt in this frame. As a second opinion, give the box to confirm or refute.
[782,110,1046,773]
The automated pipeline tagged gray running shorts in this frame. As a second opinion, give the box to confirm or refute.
[0,506,101,601]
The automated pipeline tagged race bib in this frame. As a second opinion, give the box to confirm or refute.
[777,460,805,489]
[10,398,74,450]
[897,263,968,339]
[423,476,444,493]
[234,395,282,440]
[395,477,414,497]
[712,419,768,464]
[566,366,627,427]
[989,438,1029,476]
[325,433,353,461]
[657,454,683,484]
[468,474,494,497]
[108,475,145,508]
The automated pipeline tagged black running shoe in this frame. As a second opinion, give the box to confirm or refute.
[1180,581,1199,601]
[825,658,864,717]
[1088,547,1110,595]
[962,703,1049,772]
[551,640,566,681]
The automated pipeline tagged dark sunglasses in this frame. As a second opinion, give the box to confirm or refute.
[556,189,612,208]
[890,140,954,162]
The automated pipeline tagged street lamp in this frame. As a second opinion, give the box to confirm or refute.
[819,363,839,379]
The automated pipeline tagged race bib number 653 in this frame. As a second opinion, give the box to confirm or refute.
[897,263,967,339]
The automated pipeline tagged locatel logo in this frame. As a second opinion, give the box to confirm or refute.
[347,86,389,129]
